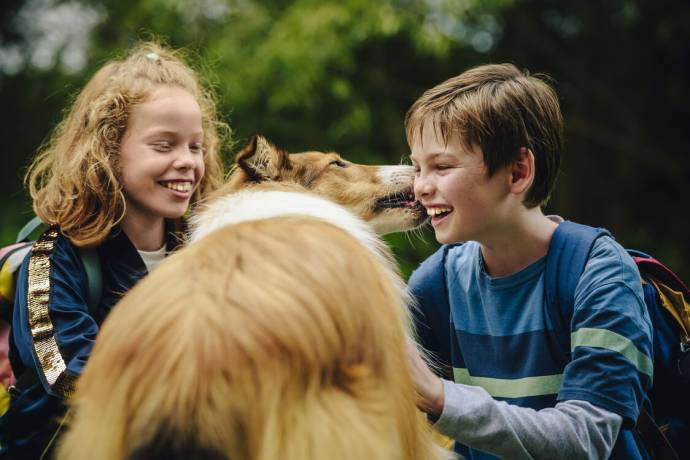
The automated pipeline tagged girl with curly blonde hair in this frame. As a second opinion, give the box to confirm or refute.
[0,41,228,459]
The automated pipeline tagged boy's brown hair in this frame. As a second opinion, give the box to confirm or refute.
[405,63,563,208]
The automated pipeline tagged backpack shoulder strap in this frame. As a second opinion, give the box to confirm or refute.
[78,247,102,319]
[546,223,684,459]
[545,221,610,360]
[17,219,103,319]
[16,216,45,243]
[9,236,103,396]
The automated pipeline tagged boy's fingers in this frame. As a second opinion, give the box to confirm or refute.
[405,339,445,416]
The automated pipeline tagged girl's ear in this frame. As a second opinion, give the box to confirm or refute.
[236,135,289,182]
[509,147,535,195]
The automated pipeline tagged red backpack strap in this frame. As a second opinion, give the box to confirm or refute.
[630,251,690,333]
[630,251,690,295]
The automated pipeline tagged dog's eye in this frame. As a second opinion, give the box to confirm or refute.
[330,159,348,168]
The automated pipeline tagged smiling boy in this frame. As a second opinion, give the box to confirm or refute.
[406,64,653,459]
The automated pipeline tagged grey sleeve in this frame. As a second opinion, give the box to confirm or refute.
[434,380,622,460]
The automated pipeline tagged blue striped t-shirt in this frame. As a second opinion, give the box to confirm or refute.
[414,235,653,459]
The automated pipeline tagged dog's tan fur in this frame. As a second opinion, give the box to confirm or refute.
[208,135,426,235]
[57,218,445,460]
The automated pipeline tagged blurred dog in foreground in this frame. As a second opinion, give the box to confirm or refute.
[58,218,445,460]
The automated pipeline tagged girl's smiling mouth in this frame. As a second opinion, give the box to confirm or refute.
[159,180,193,193]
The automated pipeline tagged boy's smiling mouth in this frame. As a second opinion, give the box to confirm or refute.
[426,206,453,218]
[425,206,454,226]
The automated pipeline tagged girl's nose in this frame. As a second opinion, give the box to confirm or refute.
[173,147,196,169]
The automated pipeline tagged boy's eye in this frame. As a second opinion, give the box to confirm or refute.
[436,164,450,170]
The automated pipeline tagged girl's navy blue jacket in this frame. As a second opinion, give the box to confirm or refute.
[0,225,182,459]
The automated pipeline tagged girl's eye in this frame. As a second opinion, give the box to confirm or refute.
[436,164,450,170]
[152,141,172,152]
[330,159,347,168]
[190,143,204,154]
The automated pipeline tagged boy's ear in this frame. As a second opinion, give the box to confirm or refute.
[236,135,289,182]
[509,147,535,195]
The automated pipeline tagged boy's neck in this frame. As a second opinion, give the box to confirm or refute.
[120,213,166,252]
[479,208,558,278]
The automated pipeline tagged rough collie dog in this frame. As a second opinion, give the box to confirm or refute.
[57,218,446,460]
[190,135,427,243]
[189,136,427,304]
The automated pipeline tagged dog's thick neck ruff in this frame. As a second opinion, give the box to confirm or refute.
[190,187,392,267]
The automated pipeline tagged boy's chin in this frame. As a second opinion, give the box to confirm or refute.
[433,231,454,245]
[433,227,464,245]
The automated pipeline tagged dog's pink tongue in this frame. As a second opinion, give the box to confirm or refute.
[406,199,420,208]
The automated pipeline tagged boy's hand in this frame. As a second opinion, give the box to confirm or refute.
[406,339,445,418]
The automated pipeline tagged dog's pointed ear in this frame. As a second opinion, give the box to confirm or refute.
[236,135,289,182]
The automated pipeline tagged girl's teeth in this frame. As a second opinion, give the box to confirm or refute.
[162,182,192,192]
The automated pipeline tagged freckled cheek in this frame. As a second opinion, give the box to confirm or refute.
[447,179,487,214]
[460,198,489,219]
[196,159,206,182]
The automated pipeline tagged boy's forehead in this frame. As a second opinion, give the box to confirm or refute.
[410,120,445,144]
[409,127,471,161]
[409,151,452,163]
[411,118,468,145]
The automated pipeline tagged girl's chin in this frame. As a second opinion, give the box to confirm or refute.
[155,203,192,220]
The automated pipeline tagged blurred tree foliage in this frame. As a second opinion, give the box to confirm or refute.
[1,0,688,279]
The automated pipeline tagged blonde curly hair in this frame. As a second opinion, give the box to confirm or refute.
[25,41,229,246]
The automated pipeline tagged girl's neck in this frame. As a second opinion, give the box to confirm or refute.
[120,213,166,251]
[480,208,558,278]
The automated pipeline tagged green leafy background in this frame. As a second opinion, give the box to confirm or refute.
[1,0,688,280]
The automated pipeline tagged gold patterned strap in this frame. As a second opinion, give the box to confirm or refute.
[26,226,75,398]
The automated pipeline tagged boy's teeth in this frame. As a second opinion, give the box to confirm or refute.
[426,207,452,216]
[162,182,192,192]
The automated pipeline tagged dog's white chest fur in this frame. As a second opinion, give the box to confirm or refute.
[190,189,388,263]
